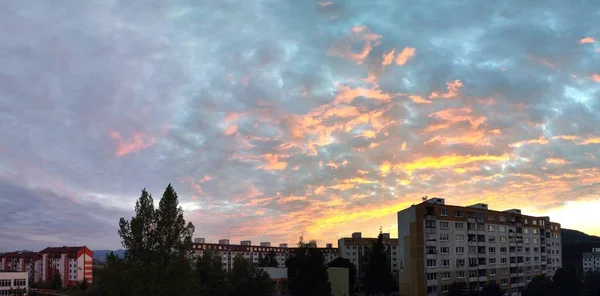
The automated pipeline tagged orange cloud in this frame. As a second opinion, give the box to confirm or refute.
[224,124,238,135]
[360,130,376,139]
[395,47,416,65]
[328,26,382,64]
[382,49,395,66]
[579,37,595,44]
[200,175,212,183]
[379,161,391,175]
[319,1,333,6]
[429,80,463,99]
[397,154,509,174]
[509,137,549,147]
[401,141,407,151]
[259,154,288,170]
[333,85,392,104]
[423,130,491,146]
[429,107,486,129]
[552,135,579,141]
[592,74,600,82]
[546,158,568,164]
[408,95,432,104]
[108,131,157,157]
[579,137,600,145]
[247,184,263,198]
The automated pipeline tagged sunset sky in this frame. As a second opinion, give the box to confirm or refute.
[1,0,600,251]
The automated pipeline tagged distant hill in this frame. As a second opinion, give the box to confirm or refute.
[93,249,126,264]
[561,228,600,272]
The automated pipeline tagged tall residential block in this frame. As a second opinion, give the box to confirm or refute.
[0,251,39,283]
[397,198,562,296]
[583,248,600,272]
[39,246,94,287]
[338,232,399,288]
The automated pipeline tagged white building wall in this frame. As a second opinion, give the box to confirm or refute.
[77,254,84,281]
[0,272,28,294]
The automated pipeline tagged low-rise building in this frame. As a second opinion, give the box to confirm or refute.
[38,246,94,287]
[0,251,39,283]
[0,272,28,296]
[192,239,338,271]
[338,232,399,288]
[328,267,350,296]
[583,248,600,272]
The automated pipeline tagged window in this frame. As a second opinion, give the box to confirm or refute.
[501,258,508,264]
[488,236,496,243]
[489,247,496,254]
[500,236,507,242]
[499,226,506,232]
[524,228,529,234]
[440,221,449,229]
[490,269,497,276]
[533,220,538,225]
[440,209,448,216]
[440,234,449,241]
[456,247,465,254]
[488,215,495,220]
[469,246,477,253]
[457,271,466,278]
[456,210,463,217]
[442,285,450,293]
[457,259,465,267]
[501,268,509,275]
[441,247,450,254]
[524,219,528,224]
[489,258,496,264]
[427,259,437,267]
[501,279,508,286]
[533,238,538,244]
[427,273,437,280]
[500,216,506,221]
[525,238,530,243]
[427,286,437,294]
[440,272,450,279]
[441,260,450,267]
[488,225,495,232]
[455,222,465,229]
[456,234,464,241]
[500,247,507,253]
[533,229,538,234]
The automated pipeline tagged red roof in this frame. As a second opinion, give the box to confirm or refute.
[39,246,86,254]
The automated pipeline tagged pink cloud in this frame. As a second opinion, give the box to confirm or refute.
[579,37,595,44]
[108,131,157,157]
[395,47,416,65]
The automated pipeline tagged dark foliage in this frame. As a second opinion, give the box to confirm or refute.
[286,238,331,296]
[362,231,396,295]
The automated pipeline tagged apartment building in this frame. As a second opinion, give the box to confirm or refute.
[583,248,600,272]
[0,251,39,283]
[0,272,28,296]
[338,232,399,288]
[192,239,338,271]
[397,198,562,296]
[38,246,94,287]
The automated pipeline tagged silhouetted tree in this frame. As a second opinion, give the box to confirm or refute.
[78,277,89,290]
[99,252,132,296]
[583,271,600,296]
[363,231,396,295]
[51,271,63,289]
[328,257,357,294]
[286,237,331,296]
[523,274,558,296]
[480,282,504,296]
[258,250,278,267]
[554,267,582,296]
[112,185,196,296]
[195,252,227,296]
[228,255,273,296]
[448,282,469,296]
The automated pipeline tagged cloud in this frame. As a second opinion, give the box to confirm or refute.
[2,0,600,250]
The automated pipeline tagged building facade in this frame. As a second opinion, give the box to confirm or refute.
[397,198,562,296]
[38,246,94,287]
[0,251,39,283]
[583,248,600,272]
[338,232,399,288]
[192,239,338,271]
[0,272,28,296]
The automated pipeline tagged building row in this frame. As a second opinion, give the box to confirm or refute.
[0,246,93,287]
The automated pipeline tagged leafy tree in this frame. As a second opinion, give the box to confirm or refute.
[228,255,273,296]
[258,251,278,267]
[554,267,582,296]
[363,231,396,295]
[480,282,504,296]
[448,282,469,296]
[286,237,331,296]
[7,287,26,296]
[78,277,89,290]
[111,185,196,296]
[195,251,228,296]
[583,271,600,296]
[523,275,558,296]
[51,270,63,289]
[328,257,357,294]
[99,252,131,296]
